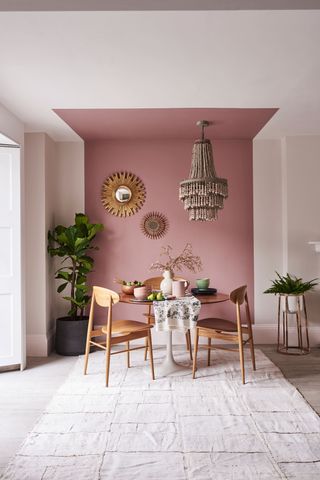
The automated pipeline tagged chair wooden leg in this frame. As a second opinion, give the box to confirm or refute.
[185,331,190,350]
[144,337,148,361]
[238,340,245,385]
[127,341,130,368]
[186,330,192,361]
[147,330,155,380]
[249,336,256,371]
[83,334,91,375]
[105,336,111,387]
[207,337,211,366]
[144,306,152,361]
[192,328,199,379]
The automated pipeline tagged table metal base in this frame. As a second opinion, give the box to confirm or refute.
[157,331,190,377]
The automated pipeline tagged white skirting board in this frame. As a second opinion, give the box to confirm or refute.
[26,329,55,356]
[252,324,320,347]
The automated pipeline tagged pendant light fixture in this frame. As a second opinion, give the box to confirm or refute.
[179,120,228,221]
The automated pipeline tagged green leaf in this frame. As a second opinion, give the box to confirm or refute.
[57,282,68,293]
[56,271,70,281]
[264,271,318,294]
[75,213,89,226]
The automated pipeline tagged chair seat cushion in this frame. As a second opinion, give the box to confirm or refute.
[197,318,237,332]
[102,320,152,335]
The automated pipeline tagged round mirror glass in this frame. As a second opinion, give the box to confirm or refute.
[115,185,132,203]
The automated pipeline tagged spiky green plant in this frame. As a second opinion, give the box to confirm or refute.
[48,213,104,319]
[264,272,318,295]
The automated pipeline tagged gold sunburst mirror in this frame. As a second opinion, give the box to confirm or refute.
[101,171,146,217]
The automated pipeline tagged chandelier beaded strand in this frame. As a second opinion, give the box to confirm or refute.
[179,120,228,221]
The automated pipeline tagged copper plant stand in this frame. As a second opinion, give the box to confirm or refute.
[277,294,310,355]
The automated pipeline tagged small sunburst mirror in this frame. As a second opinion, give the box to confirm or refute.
[141,211,169,239]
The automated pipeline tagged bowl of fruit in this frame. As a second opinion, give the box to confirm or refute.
[115,279,145,295]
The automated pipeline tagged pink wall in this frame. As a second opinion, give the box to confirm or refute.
[85,138,253,322]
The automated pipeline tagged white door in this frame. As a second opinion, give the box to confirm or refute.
[0,145,23,369]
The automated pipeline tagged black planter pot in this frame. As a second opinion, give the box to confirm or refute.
[55,316,89,356]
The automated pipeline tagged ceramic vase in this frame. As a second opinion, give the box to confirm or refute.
[286,294,303,313]
[160,270,173,295]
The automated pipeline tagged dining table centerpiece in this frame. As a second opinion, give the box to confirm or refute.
[150,243,202,295]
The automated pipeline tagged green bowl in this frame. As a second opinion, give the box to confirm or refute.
[196,278,210,289]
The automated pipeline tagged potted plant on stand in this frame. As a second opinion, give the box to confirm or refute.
[264,272,318,354]
[48,213,104,355]
[264,272,318,312]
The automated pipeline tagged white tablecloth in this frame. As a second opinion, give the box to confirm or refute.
[153,295,201,332]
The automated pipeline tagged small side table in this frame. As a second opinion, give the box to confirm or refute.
[277,294,310,355]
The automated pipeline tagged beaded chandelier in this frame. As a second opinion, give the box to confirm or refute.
[179,120,228,221]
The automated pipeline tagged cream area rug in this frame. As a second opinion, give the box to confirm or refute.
[3,347,320,480]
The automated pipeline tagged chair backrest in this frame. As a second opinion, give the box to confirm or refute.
[229,285,247,305]
[143,275,187,290]
[93,286,119,307]
[88,287,120,337]
[229,285,253,327]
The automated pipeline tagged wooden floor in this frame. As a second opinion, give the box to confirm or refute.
[0,345,319,476]
[261,345,320,415]
[0,354,77,477]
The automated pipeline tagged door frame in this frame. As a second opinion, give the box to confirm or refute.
[0,138,25,371]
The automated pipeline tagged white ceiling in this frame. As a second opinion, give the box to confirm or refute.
[0,10,320,141]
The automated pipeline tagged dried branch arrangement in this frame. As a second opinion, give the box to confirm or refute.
[150,243,202,274]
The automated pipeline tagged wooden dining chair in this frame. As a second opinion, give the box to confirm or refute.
[84,286,155,386]
[143,276,193,361]
[192,285,256,384]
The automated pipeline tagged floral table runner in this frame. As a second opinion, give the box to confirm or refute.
[153,295,201,332]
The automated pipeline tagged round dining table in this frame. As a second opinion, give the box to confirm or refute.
[120,292,229,306]
[120,292,229,376]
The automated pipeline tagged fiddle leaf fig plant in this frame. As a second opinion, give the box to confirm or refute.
[264,272,318,295]
[48,213,104,320]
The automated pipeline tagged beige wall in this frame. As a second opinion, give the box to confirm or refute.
[25,134,84,355]
[25,134,47,356]
[45,134,58,349]
[286,136,320,329]
[253,136,320,345]
[253,139,283,332]
[49,141,85,321]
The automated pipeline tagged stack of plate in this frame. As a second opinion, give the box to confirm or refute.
[191,287,217,295]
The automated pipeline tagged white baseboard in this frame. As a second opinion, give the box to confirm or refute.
[47,328,55,354]
[26,329,55,356]
[252,324,320,347]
